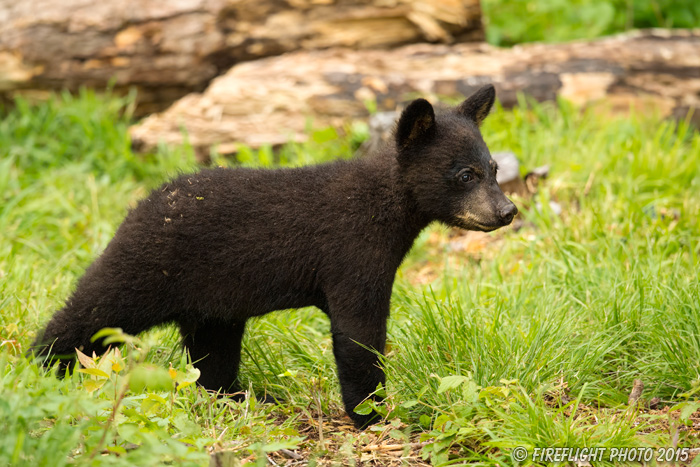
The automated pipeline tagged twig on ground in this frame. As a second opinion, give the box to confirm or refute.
[279,448,302,460]
[313,380,324,446]
[361,442,428,452]
[628,379,644,406]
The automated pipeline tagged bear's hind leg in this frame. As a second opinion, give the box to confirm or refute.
[32,289,176,363]
[181,320,246,394]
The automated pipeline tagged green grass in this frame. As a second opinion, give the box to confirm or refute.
[482,0,700,46]
[1,90,699,465]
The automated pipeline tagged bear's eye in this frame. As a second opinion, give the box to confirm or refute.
[460,172,474,183]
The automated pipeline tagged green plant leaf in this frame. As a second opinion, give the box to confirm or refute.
[129,364,174,393]
[77,368,110,379]
[437,375,469,394]
[353,400,373,415]
[679,401,700,423]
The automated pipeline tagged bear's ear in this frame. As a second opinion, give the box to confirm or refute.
[395,98,436,150]
[457,84,496,126]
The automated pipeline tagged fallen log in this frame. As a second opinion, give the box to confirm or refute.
[129,29,700,155]
[0,0,483,114]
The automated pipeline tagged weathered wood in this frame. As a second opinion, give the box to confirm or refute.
[129,29,700,155]
[0,0,483,114]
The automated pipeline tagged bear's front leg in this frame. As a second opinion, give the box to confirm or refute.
[327,293,390,429]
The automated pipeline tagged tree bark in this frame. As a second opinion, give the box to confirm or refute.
[0,0,483,114]
[129,29,700,156]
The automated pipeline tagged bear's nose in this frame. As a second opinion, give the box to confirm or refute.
[498,203,518,224]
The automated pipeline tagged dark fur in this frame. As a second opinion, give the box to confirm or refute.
[32,85,517,428]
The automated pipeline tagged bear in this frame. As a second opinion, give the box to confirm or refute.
[32,84,517,428]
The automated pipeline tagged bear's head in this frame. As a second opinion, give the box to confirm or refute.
[395,84,518,232]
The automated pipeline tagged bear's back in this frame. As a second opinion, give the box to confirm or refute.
[99,160,409,316]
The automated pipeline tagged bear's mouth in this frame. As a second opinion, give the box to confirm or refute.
[454,213,507,232]
[472,223,501,232]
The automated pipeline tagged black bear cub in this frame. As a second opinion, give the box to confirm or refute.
[33,85,517,428]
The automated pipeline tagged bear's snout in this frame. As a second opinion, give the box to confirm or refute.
[497,202,518,225]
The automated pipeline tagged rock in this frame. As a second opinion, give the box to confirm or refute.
[0,0,484,114]
[492,151,525,195]
[357,111,400,157]
[129,29,700,154]
[535,201,563,216]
